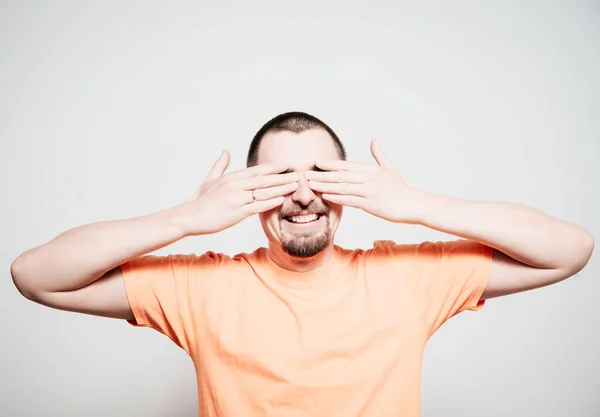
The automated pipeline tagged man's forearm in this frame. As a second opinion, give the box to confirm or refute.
[11,205,191,295]
[416,192,594,272]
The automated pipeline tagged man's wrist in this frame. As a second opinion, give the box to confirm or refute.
[162,203,201,239]
[412,191,459,228]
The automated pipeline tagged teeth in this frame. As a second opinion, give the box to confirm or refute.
[288,214,319,223]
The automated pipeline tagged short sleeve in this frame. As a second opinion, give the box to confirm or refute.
[120,252,224,354]
[375,239,494,337]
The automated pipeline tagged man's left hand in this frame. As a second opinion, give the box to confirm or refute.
[305,139,426,224]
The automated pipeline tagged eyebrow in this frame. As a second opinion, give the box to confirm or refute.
[281,165,326,174]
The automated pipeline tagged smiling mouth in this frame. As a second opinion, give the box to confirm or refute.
[283,213,323,224]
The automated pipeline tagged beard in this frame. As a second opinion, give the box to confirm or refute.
[278,201,332,258]
[280,215,331,258]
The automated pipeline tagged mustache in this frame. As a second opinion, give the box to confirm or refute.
[279,201,330,217]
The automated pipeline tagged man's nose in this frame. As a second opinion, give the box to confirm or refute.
[291,175,316,206]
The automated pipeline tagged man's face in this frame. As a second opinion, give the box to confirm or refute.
[257,128,343,258]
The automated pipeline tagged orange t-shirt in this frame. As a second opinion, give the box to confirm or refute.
[121,239,493,416]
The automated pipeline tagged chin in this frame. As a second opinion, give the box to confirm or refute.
[262,209,339,258]
[278,218,332,258]
[281,234,330,258]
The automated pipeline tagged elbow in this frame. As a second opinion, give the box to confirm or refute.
[579,230,595,267]
[10,254,39,301]
[566,230,595,277]
[582,231,595,268]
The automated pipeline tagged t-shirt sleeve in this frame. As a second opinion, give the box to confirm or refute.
[120,252,224,355]
[377,239,494,337]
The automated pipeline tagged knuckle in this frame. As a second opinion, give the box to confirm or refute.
[252,190,262,200]
[260,164,273,174]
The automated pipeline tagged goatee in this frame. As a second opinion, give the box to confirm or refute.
[280,215,331,258]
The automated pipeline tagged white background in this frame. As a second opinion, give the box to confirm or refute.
[1,1,598,416]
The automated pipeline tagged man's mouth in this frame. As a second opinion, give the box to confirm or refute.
[284,213,323,224]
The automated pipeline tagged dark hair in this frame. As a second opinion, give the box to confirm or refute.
[246,111,347,167]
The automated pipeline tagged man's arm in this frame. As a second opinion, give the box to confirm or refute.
[10,207,189,320]
[10,152,299,320]
[305,139,594,299]
[417,195,595,299]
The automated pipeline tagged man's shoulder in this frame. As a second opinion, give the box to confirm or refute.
[352,239,490,262]
[337,240,421,254]
[147,247,268,267]
[197,246,269,264]
[335,239,474,261]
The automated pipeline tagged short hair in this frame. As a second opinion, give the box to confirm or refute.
[246,111,347,167]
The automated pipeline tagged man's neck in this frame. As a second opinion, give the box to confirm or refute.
[267,243,335,273]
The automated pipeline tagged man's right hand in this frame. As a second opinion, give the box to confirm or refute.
[11,150,299,320]
[177,150,300,236]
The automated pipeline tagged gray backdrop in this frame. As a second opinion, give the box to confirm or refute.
[1,1,598,416]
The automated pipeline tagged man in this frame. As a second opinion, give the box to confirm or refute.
[11,111,594,416]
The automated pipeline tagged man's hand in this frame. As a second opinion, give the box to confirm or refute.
[305,139,425,224]
[307,139,595,300]
[178,150,300,236]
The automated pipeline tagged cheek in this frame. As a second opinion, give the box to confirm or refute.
[259,210,280,231]
[329,205,343,228]
[330,203,343,219]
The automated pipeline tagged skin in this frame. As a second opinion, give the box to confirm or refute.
[304,136,595,300]
[10,127,595,321]
[256,129,344,272]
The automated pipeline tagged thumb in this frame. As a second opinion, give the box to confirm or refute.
[205,150,230,180]
[187,150,230,202]
[370,138,394,168]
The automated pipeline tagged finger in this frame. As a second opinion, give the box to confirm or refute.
[304,170,365,183]
[206,150,230,180]
[251,182,299,201]
[370,138,395,168]
[315,159,371,172]
[235,163,290,179]
[321,193,366,209]
[308,180,365,197]
[242,172,300,190]
[244,196,286,215]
